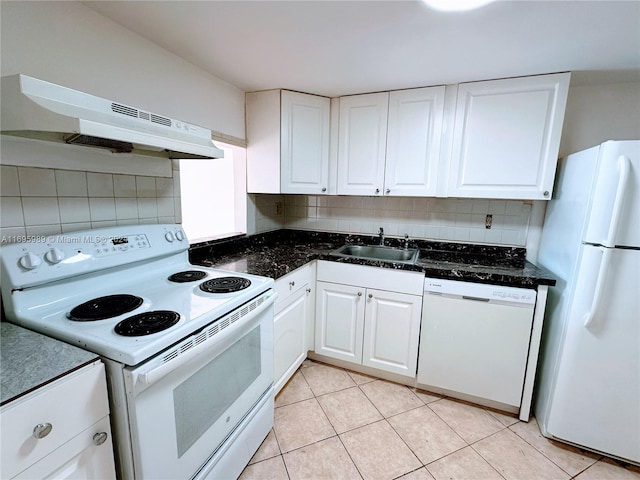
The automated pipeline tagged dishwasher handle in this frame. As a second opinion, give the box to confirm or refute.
[462,295,490,302]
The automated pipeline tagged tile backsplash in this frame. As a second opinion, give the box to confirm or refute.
[251,194,532,247]
[0,165,181,241]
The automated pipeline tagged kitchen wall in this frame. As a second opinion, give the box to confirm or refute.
[0,163,181,240]
[250,194,532,246]
[559,78,640,158]
[0,1,239,241]
[0,1,245,140]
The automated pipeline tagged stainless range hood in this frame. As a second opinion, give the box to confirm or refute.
[0,74,224,159]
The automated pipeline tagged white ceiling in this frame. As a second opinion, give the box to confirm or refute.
[84,0,640,97]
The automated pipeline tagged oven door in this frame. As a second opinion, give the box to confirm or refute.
[123,290,275,480]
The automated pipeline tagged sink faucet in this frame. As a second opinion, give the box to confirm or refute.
[378,227,385,246]
[404,234,410,250]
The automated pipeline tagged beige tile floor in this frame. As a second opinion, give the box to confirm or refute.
[239,360,640,480]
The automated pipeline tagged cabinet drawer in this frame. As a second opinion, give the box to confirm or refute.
[274,264,312,310]
[1,362,109,479]
[317,261,423,295]
[13,416,115,480]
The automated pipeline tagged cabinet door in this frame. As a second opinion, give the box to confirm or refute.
[384,87,445,197]
[362,289,422,377]
[281,91,330,194]
[315,281,365,364]
[337,92,389,195]
[274,286,309,393]
[449,73,570,200]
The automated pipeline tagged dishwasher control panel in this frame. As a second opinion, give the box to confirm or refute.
[424,278,536,305]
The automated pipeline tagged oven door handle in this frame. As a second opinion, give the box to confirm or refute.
[135,291,276,389]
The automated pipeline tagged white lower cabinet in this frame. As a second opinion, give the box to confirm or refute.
[362,288,422,376]
[314,262,423,378]
[273,263,316,393]
[315,282,365,364]
[0,361,115,480]
[13,416,114,479]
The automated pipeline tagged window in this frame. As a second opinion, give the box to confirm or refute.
[179,142,247,242]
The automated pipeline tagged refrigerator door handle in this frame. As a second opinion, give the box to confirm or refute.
[604,155,631,246]
[583,246,612,328]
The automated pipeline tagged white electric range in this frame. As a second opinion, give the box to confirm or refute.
[1,224,276,480]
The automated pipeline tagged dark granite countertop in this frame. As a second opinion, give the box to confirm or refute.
[189,230,556,289]
[1,322,100,406]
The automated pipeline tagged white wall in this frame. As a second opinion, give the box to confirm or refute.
[0,1,245,139]
[284,195,532,246]
[0,1,245,241]
[559,80,640,158]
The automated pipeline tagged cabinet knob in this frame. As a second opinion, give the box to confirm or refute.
[357,292,362,297]
[543,190,550,197]
[368,293,373,299]
[33,423,52,439]
[306,288,311,294]
[385,188,390,194]
[289,281,295,288]
[93,432,109,446]
[321,187,327,193]
[375,188,380,194]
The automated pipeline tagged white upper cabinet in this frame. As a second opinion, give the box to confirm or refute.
[337,92,389,195]
[448,73,570,200]
[246,90,330,194]
[337,87,446,197]
[385,87,445,196]
[247,73,570,200]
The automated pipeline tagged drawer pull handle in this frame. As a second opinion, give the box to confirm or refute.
[33,423,52,439]
[289,281,295,288]
[93,432,108,446]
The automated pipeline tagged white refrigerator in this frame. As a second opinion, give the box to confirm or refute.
[535,140,640,465]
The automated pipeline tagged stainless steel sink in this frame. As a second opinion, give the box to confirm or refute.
[330,244,419,264]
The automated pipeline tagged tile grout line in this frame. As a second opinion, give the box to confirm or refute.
[268,361,633,480]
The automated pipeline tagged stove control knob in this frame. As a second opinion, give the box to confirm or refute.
[165,231,175,243]
[45,247,65,264]
[19,252,42,270]
[175,230,185,242]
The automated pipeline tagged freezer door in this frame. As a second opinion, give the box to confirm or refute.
[546,246,640,463]
[584,141,640,248]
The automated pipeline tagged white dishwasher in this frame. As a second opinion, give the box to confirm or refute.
[417,278,536,411]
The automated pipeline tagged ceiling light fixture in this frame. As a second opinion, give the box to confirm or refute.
[421,0,496,12]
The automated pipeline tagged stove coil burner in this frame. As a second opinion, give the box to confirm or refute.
[199,277,251,294]
[168,270,207,283]
[68,294,144,321]
[114,310,180,336]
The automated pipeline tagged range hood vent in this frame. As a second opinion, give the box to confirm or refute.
[1,74,224,160]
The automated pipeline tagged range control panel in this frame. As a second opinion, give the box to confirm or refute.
[92,234,150,257]
[425,278,537,305]
[1,224,188,289]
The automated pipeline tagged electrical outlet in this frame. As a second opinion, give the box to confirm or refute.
[485,214,492,229]
[275,201,283,216]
